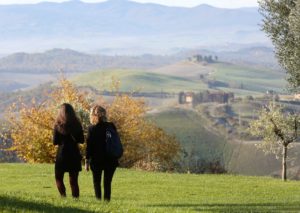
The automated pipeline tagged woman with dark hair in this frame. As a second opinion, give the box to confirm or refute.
[53,103,84,198]
[85,105,119,201]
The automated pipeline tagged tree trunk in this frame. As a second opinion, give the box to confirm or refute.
[282,145,288,181]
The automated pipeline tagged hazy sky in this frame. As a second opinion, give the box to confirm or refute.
[0,0,259,8]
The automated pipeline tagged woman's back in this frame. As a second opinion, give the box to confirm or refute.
[53,103,84,198]
[54,129,83,162]
[86,105,119,201]
[86,122,118,168]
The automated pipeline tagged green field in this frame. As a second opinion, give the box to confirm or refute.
[148,105,300,177]
[1,164,300,212]
[148,108,229,163]
[151,106,278,176]
[210,63,286,94]
[192,101,300,177]
[71,62,286,96]
[72,69,207,93]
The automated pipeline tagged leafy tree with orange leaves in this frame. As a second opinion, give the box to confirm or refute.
[1,77,180,171]
[1,77,90,163]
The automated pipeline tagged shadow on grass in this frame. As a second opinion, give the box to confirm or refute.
[148,203,300,212]
[0,195,97,213]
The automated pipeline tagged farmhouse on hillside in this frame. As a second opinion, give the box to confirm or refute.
[179,91,234,105]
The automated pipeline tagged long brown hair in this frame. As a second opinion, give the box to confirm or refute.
[55,103,82,135]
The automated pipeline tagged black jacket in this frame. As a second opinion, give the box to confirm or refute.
[86,122,119,169]
[53,127,84,172]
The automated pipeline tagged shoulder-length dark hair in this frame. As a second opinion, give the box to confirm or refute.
[54,103,82,135]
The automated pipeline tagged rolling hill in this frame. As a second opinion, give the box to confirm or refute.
[151,61,212,79]
[148,108,229,164]
[150,60,286,95]
[209,63,286,94]
[70,60,286,95]
[0,49,181,73]
[0,48,280,94]
[148,106,300,177]
[72,69,208,93]
[0,47,279,74]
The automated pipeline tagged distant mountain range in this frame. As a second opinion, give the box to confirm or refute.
[0,47,278,74]
[0,48,181,73]
[0,0,268,54]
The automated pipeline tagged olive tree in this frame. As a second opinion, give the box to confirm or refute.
[249,103,299,181]
[258,0,300,90]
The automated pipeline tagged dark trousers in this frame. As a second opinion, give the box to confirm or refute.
[55,170,79,198]
[92,166,116,201]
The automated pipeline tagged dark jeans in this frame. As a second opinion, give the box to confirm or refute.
[92,166,116,201]
[55,170,79,198]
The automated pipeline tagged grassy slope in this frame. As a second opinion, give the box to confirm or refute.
[71,62,286,96]
[72,69,207,93]
[210,63,286,94]
[147,107,285,177]
[151,61,212,79]
[1,164,300,213]
[148,108,229,162]
[193,101,300,177]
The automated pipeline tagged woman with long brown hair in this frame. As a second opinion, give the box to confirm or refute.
[53,103,84,198]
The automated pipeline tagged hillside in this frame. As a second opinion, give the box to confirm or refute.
[154,61,285,95]
[175,46,279,70]
[0,47,279,74]
[209,63,286,94]
[147,106,300,177]
[71,62,286,95]
[148,108,229,165]
[0,0,266,54]
[1,164,300,212]
[216,46,280,70]
[0,49,180,73]
[72,69,208,93]
[192,98,300,177]
[151,61,212,79]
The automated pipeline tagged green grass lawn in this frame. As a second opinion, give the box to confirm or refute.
[1,164,300,213]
